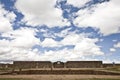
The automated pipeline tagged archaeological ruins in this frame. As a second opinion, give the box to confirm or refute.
[0,61,120,75]
[0,61,120,69]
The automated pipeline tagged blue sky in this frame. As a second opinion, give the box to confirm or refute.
[0,0,120,63]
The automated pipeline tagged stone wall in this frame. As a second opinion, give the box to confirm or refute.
[13,61,52,69]
[0,64,13,69]
[103,64,114,68]
[53,61,64,68]
[66,61,102,68]
[103,64,120,68]
[14,61,103,69]
[1,61,120,69]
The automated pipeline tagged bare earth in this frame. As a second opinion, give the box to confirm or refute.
[0,75,120,80]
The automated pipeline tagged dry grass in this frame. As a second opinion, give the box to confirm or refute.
[0,78,120,80]
[0,75,120,80]
[0,78,31,80]
[105,67,120,72]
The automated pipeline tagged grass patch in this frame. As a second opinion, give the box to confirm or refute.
[105,67,120,72]
[0,68,13,71]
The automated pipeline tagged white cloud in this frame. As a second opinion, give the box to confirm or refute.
[74,0,120,35]
[40,33,80,47]
[0,0,119,63]
[5,12,16,22]
[41,38,60,47]
[73,38,103,55]
[61,34,81,45]
[114,42,120,48]
[0,47,41,61]
[0,5,16,32]
[67,0,90,7]
[110,48,116,52]
[0,32,104,62]
[15,0,70,27]
[2,27,40,49]
[40,33,104,56]
[0,27,41,61]
[112,40,117,42]
[38,47,103,62]
[38,49,83,61]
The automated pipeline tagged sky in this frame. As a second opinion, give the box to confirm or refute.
[0,0,120,63]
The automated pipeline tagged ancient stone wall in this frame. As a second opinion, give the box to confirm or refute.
[13,61,52,69]
[37,61,52,68]
[66,61,102,68]
[53,61,64,68]
[103,64,120,68]
[103,64,114,68]
[1,61,120,69]
[0,64,13,69]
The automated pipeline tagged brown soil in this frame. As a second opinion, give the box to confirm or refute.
[0,75,120,80]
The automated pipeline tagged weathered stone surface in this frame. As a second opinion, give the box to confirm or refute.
[13,61,52,69]
[0,61,120,69]
[53,61,64,68]
[66,61,102,68]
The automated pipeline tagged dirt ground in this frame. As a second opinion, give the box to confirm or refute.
[0,75,120,80]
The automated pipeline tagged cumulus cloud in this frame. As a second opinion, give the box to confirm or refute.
[40,33,104,56]
[0,47,41,61]
[38,48,101,62]
[73,38,103,55]
[0,27,41,61]
[0,29,104,62]
[1,0,111,62]
[15,0,70,27]
[67,0,90,7]
[38,49,83,61]
[74,0,120,35]
[0,5,16,32]
[110,48,116,52]
[2,27,40,49]
[61,34,80,45]
[41,38,60,47]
